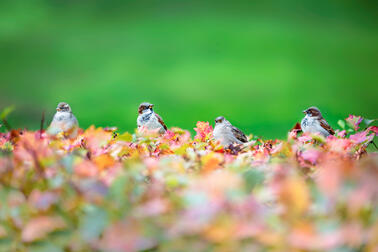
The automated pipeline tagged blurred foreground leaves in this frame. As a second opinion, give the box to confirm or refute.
[0,115,377,251]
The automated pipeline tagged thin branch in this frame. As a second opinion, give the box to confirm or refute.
[40,110,45,139]
[1,119,12,132]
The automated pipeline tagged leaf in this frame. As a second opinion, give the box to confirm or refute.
[349,130,374,144]
[301,149,321,165]
[28,190,59,211]
[107,174,131,212]
[93,154,115,170]
[0,106,15,120]
[203,218,235,242]
[99,221,157,252]
[194,121,213,142]
[0,225,7,238]
[28,242,64,252]
[116,132,133,142]
[80,206,108,242]
[345,115,363,131]
[364,118,375,126]
[337,120,345,129]
[60,155,74,173]
[243,169,264,191]
[22,216,66,242]
[279,176,310,217]
[201,152,223,173]
[367,125,378,135]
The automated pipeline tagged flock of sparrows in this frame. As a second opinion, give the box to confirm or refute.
[48,102,335,146]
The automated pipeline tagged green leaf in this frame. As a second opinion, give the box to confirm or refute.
[80,206,108,242]
[312,134,326,143]
[165,175,179,188]
[364,118,375,126]
[60,155,74,174]
[337,120,345,129]
[0,106,15,120]
[165,174,187,188]
[28,242,63,252]
[243,169,264,192]
[108,174,130,210]
[0,238,12,252]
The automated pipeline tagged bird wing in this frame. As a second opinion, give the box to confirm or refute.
[231,126,248,143]
[71,114,79,126]
[155,113,168,131]
[319,118,335,135]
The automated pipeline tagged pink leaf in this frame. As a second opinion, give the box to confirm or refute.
[349,130,374,144]
[28,190,59,211]
[346,115,363,131]
[301,149,321,165]
[367,125,378,135]
[22,216,66,242]
[337,130,346,138]
[194,121,213,142]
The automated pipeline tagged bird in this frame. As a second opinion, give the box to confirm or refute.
[47,102,79,139]
[213,116,248,146]
[137,102,167,134]
[301,106,334,137]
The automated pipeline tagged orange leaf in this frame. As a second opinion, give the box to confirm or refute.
[94,154,115,170]
[279,176,310,218]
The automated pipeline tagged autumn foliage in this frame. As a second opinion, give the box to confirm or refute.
[0,116,377,252]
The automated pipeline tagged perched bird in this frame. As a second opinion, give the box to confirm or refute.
[301,106,334,137]
[213,116,248,146]
[47,102,79,139]
[137,102,167,134]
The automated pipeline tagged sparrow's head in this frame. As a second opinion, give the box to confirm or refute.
[303,106,322,117]
[215,116,226,124]
[56,102,71,112]
[138,102,154,114]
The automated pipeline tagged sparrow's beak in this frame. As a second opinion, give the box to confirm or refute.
[302,110,307,114]
[149,105,153,109]
[56,108,60,111]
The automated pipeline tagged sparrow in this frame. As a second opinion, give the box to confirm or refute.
[213,116,248,146]
[301,106,334,137]
[137,102,167,134]
[47,102,79,139]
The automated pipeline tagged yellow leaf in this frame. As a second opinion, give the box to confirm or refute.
[116,132,133,142]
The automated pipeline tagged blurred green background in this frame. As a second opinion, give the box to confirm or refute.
[1,0,377,138]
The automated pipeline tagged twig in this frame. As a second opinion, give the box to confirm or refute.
[40,110,45,139]
[1,119,12,132]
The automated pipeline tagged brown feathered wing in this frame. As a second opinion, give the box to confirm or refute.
[231,126,248,143]
[319,118,335,135]
[155,113,168,131]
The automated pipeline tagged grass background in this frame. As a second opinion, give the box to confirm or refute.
[1,0,377,138]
